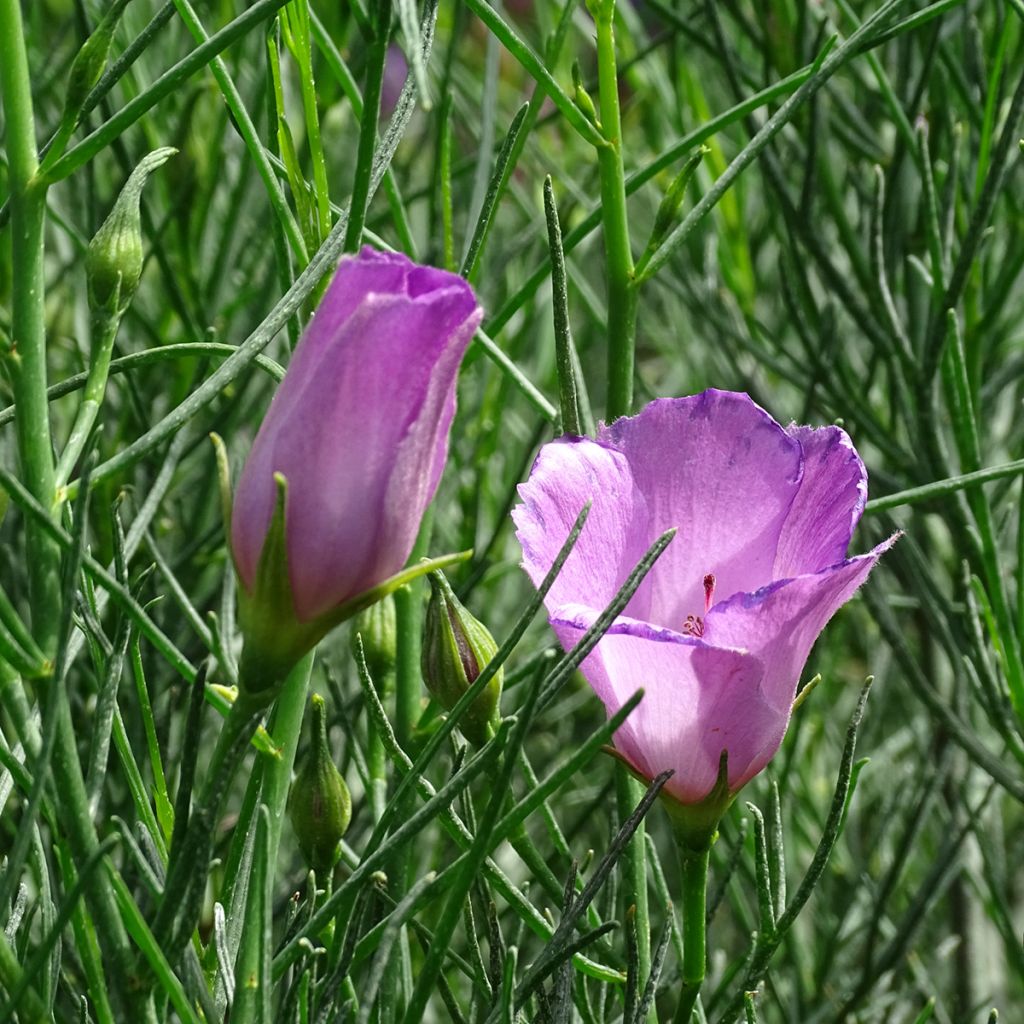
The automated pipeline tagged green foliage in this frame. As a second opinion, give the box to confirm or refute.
[1,1,1022,1022]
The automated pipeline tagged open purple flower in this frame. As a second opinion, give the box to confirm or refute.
[513,390,894,817]
[231,247,481,703]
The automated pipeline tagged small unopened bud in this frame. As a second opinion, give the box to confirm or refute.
[635,146,707,280]
[651,148,707,248]
[64,30,113,128]
[43,0,132,169]
[421,571,502,746]
[86,147,176,316]
[571,61,600,128]
[352,595,397,685]
[288,694,351,874]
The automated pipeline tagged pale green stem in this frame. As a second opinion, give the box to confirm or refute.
[593,0,637,421]
[672,847,710,1024]
[1,5,136,1008]
[55,312,121,491]
[617,769,653,1022]
[229,655,314,1019]
[0,0,60,627]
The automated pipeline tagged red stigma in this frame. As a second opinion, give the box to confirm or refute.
[703,573,716,613]
[683,574,716,637]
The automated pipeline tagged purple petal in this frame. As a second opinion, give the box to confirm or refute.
[549,606,778,803]
[774,425,867,577]
[232,249,481,620]
[705,535,897,711]
[512,438,651,616]
[597,391,804,627]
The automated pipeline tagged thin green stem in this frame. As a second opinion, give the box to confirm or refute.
[230,656,314,1018]
[344,0,391,251]
[592,0,637,421]
[54,313,120,490]
[865,458,1024,513]
[42,0,292,184]
[616,769,653,1022]
[1,8,138,1010]
[0,931,48,1024]
[672,848,709,1024]
[171,0,308,264]
[461,0,604,148]
[150,697,260,971]
[0,0,60,636]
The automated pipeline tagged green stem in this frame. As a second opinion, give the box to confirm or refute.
[367,669,392,822]
[1,7,139,1009]
[673,847,710,1024]
[395,508,432,749]
[616,769,653,1022]
[343,0,391,252]
[0,0,60,631]
[256,655,314,870]
[593,0,637,421]
[229,655,314,1017]
[54,313,121,490]
[150,696,260,972]
[50,685,138,1004]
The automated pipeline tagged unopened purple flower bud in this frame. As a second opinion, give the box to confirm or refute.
[230,248,482,707]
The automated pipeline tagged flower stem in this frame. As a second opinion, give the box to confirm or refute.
[54,312,121,490]
[673,847,710,1024]
[592,0,637,422]
[150,695,260,973]
[1,7,138,1011]
[343,0,391,252]
[616,769,653,1021]
[0,0,60,632]
[229,654,314,1016]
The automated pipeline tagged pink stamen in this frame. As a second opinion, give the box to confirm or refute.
[682,614,704,638]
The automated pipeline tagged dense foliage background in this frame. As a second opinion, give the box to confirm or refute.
[1,0,1023,1021]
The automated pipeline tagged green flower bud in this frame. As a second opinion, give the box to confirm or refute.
[570,61,600,129]
[288,694,352,875]
[64,29,114,128]
[86,147,176,317]
[352,594,397,686]
[41,0,132,173]
[649,147,707,253]
[421,571,502,747]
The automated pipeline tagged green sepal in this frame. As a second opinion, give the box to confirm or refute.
[236,473,473,710]
[661,749,734,857]
[603,745,733,855]
[323,548,472,628]
[635,146,708,281]
[236,473,307,708]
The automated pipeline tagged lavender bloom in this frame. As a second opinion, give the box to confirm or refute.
[231,247,481,698]
[514,390,894,811]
